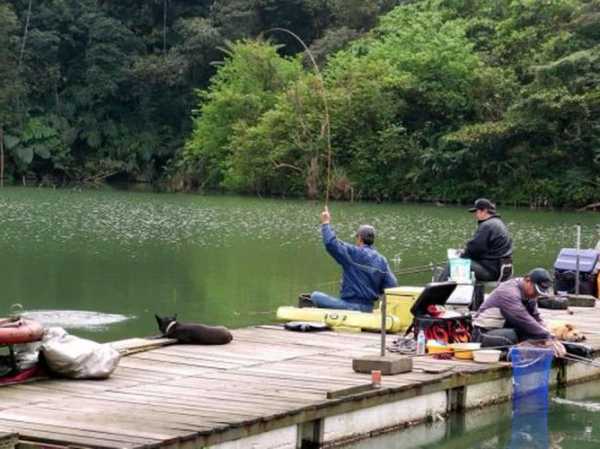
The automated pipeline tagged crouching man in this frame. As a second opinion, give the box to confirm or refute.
[472,268,566,357]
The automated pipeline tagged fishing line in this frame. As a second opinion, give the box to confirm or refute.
[263,27,333,206]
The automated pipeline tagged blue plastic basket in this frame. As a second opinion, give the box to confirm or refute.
[509,347,554,412]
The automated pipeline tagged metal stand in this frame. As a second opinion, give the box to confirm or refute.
[575,224,581,297]
[352,294,413,375]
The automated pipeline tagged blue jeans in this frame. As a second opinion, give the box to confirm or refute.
[310,291,374,312]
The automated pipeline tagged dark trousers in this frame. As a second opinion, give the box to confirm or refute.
[472,327,518,347]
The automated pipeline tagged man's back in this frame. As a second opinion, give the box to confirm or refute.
[464,215,512,261]
[322,224,397,304]
[475,278,549,340]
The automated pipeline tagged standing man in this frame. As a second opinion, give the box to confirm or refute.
[303,207,397,312]
[472,268,566,357]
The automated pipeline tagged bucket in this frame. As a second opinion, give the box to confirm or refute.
[509,347,554,412]
[449,258,471,283]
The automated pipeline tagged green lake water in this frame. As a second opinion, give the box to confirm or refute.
[1,186,600,448]
[344,380,600,449]
[0,186,598,341]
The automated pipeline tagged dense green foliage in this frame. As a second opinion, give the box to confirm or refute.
[3,0,599,207]
[0,0,391,185]
[186,0,600,207]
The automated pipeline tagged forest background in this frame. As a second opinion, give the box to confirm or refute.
[1,0,599,208]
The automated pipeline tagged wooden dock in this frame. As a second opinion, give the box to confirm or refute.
[1,305,600,449]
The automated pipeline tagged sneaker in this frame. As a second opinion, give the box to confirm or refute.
[298,293,314,308]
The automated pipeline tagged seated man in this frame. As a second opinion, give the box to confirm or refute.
[439,198,513,282]
[305,206,397,312]
[472,268,566,356]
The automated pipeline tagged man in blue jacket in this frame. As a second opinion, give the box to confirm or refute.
[303,207,398,312]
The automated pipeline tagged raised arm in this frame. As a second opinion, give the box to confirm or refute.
[320,207,352,266]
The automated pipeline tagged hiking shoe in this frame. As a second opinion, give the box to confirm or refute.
[298,293,314,308]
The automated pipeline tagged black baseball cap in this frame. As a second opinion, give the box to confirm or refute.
[468,198,496,213]
[527,268,553,296]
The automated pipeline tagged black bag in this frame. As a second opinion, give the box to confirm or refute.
[406,281,472,343]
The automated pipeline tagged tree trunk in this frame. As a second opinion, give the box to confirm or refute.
[163,0,167,53]
[306,156,319,200]
[18,0,34,69]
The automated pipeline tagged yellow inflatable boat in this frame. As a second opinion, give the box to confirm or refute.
[276,286,424,333]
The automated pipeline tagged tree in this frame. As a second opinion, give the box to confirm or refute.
[185,40,303,189]
[0,2,24,186]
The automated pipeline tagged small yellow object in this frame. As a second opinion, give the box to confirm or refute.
[449,343,481,360]
[426,340,452,355]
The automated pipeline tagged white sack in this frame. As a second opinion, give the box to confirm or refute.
[13,326,66,370]
[41,333,120,379]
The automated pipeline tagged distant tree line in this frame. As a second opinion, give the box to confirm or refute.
[0,0,395,185]
[1,0,599,208]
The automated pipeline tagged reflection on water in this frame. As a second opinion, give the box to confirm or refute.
[509,395,549,449]
[508,411,549,449]
[0,187,598,342]
[553,397,600,412]
[342,380,600,449]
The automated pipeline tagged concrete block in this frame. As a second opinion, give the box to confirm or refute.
[352,355,413,375]
[567,294,596,307]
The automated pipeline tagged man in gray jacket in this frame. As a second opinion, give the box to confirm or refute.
[472,268,566,356]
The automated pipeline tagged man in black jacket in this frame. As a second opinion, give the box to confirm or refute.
[463,198,513,282]
[439,198,513,282]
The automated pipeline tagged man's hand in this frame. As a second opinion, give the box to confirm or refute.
[550,339,567,358]
[320,206,331,225]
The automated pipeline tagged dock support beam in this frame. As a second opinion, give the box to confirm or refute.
[447,386,466,412]
[298,418,323,449]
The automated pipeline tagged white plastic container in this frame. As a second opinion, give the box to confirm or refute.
[473,349,502,363]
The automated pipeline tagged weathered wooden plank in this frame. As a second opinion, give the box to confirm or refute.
[0,417,165,447]
[0,408,201,440]
[121,383,313,410]
[129,352,241,370]
[118,357,216,376]
[75,391,261,421]
[28,400,235,431]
